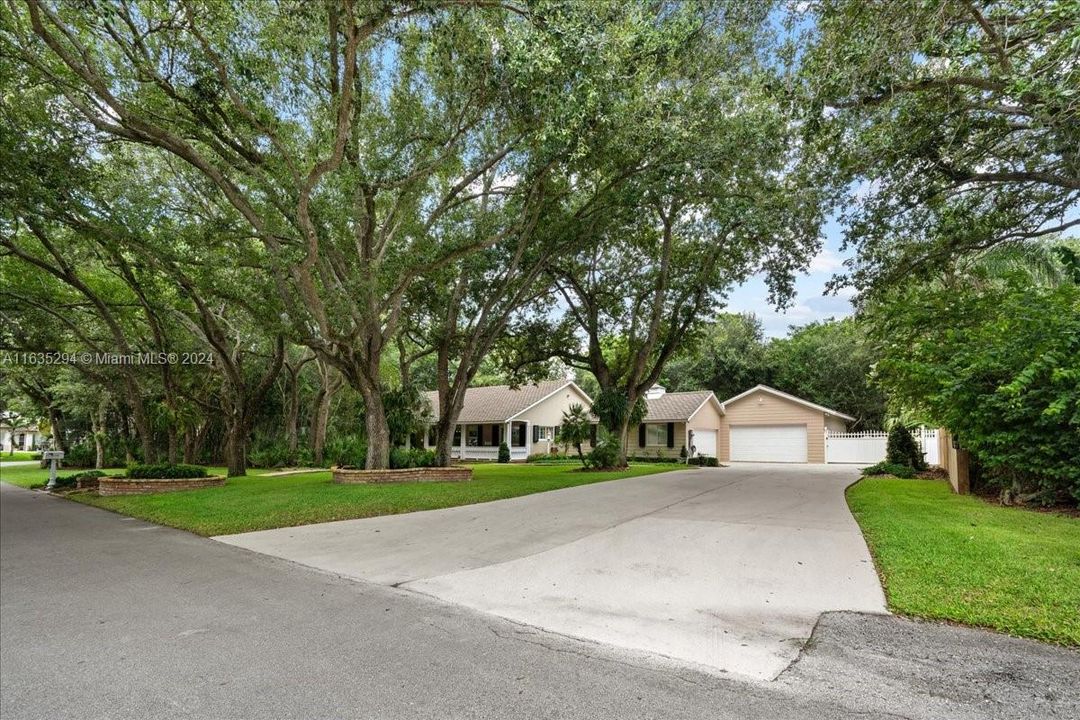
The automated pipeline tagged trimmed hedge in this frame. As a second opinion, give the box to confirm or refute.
[861,461,916,479]
[688,456,719,467]
[126,463,209,479]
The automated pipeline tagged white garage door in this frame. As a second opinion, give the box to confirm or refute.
[730,425,807,463]
[692,430,717,458]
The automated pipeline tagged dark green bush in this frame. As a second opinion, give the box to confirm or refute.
[47,470,106,489]
[389,447,436,469]
[584,440,620,469]
[498,442,511,463]
[325,434,367,468]
[688,456,719,467]
[626,455,681,464]
[126,463,208,479]
[248,440,290,469]
[886,425,926,470]
[861,461,916,479]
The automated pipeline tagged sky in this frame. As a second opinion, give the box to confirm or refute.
[726,216,857,338]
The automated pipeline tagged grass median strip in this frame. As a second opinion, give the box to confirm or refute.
[847,477,1080,646]
[3,463,681,536]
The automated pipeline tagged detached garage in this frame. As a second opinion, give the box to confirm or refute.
[719,385,854,464]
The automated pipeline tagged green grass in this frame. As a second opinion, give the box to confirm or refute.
[0,451,38,461]
[3,462,680,536]
[0,464,269,489]
[848,477,1080,646]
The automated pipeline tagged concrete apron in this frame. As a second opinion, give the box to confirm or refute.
[215,464,886,681]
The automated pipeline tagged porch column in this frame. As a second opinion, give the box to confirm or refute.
[524,421,531,457]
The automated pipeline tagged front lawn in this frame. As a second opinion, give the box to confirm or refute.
[848,477,1080,645]
[0,464,269,489]
[0,451,38,461]
[9,463,680,536]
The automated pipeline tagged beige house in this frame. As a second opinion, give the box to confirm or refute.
[718,385,854,464]
[626,385,725,459]
[422,380,593,461]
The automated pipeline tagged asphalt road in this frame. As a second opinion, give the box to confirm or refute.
[217,465,886,680]
[2,482,1077,719]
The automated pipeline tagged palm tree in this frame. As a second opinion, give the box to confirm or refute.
[560,404,592,466]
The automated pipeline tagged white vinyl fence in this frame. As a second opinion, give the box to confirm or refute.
[825,427,939,466]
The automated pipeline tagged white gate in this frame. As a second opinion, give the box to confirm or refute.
[825,427,939,466]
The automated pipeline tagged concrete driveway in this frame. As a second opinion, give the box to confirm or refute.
[217,464,886,680]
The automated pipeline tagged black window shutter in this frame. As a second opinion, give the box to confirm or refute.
[666,422,675,448]
[532,425,540,443]
[589,424,597,445]
[453,427,461,446]
[638,424,646,447]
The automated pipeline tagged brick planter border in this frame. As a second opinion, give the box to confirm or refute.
[97,476,226,496]
[332,466,472,484]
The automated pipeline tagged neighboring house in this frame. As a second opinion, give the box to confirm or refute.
[422,380,594,461]
[718,385,854,464]
[0,423,43,453]
[626,385,725,459]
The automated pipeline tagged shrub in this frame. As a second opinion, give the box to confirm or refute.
[886,425,926,470]
[688,456,719,467]
[626,455,681,464]
[324,434,367,468]
[248,443,290,469]
[126,463,208,479]
[861,461,916,479]
[47,470,106,489]
[679,445,688,461]
[584,440,621,470]
[498,442,511,463]
[389,447,437,469]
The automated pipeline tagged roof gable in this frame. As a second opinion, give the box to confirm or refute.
[423,380,591,424]
[721,385,855,422]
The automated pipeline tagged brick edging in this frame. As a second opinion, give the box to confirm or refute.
[331,466,472,484]
[97,476,226,496]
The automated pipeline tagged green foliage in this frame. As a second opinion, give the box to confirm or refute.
[687,456,719,467]
[662,313,771,401]
[885,426,926,471]
[247,440,291,470]
[871,275,1080,502]
[497,442,511,464]
[127,464,208,479]
[591,390,646,438]
[584,440,621,470]
[861,462,916,479]
[798,1,1080,290]
[559,403,592,465]
[388,448,437,470]
[324,435,367,469]
[49,470,106,489]
[627,455,681,465]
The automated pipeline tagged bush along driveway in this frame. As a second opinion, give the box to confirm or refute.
[51,463,680,536]
[847,477,1080,645]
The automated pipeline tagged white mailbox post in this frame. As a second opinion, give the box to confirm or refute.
[42,450,65,490]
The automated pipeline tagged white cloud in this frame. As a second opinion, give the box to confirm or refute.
[808,248,845,274]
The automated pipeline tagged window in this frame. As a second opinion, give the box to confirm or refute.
[646,424,667,446]
[538,426,555,441]
[466,425,480,446]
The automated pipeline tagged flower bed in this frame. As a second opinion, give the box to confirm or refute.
[97,475,226,496]
[332,466,472,484]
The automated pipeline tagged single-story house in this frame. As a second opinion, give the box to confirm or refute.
[626,385,725,459]
[422,380,594,461]
[718,385,854,464]
[0,423,43,453]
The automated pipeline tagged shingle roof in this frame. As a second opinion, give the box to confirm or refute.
[643,391,718,422]
[423,380,580,423]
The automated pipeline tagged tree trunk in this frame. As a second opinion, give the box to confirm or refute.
[47,406,67,452]
[92,400,107,469]
[362,388,390,470]
[434,420,455,467]
[575,442,585,465]
[224,417,248,477]
[285,370,301,464]
[613,416,631,469]
[126,381,155,463]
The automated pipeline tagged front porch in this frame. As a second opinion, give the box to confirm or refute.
[423,420,533,461]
